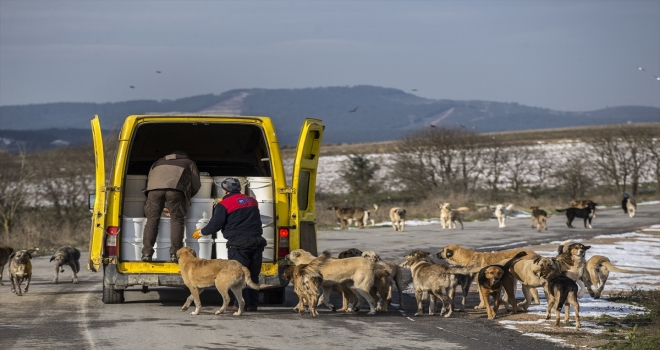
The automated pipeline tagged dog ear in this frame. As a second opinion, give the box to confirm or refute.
[584,245,591,250]
[50,256,55,262]
[533,257,540,264]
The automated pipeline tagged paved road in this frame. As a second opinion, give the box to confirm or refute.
[1,204,658,349]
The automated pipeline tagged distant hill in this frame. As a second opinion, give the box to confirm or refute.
[1,86,658,151]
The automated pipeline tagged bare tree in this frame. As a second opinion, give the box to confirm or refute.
[338,153,381,200]
[526,149,553,199]
[552,159,594,199]
[0,145,33,242]
[480,143,509,195]
[639,131,660,192]
[505,145,534,194]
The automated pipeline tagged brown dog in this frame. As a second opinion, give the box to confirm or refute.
[556,240,591,297]
[286,249,378,315]
[177,247,262,316]
[329,205,369,229]
[476,252,527,319]
[389,207,407,232]
[536,263,580,328]
[529,206,549,232]
[402,251,470,317]
[282,251,330,317]
[0,245,15,285]
[582,255,633,299]
[8,248,38,296]
[436,244,540,309]
[361,250,405,310]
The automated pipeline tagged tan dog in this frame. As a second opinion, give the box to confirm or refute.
[177,247,262,316]
[389,207,407,232]
[582,255,633,299]
[361,250,405,310]
[282,251,330,317]
[556,240,591,297]
[476,252,527,319]
[437,244,539,309]
[529,206,549,232]
[402,251,470,317]
[286,249,378,315]
[0,246,15,285]
[8,248,38,296]
[535,263,580,328]
[501,256,558,311]
[439,203,465,230]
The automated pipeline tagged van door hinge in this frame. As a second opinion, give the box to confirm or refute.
[278,188,296,194]
[102,186,121,192]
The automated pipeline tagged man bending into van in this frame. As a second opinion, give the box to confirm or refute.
[142,151,201,262]
[193,177,266,312]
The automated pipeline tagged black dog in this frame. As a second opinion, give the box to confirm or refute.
[556,202,597,229]
[50,246,81,284]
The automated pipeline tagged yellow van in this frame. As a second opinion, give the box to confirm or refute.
[89,114,324,304]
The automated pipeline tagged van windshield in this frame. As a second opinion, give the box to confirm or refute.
[125,122,271,177]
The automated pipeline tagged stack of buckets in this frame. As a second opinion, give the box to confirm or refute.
[183,176,215,259]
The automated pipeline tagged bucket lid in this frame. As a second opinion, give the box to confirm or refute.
[122,217,147,222]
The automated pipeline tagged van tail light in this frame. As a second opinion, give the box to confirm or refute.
[277,228,289,258]
[106,226,119,258]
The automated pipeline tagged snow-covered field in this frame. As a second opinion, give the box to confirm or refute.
[285,139,657,194]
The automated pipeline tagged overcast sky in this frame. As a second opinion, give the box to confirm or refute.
[1,0,659,111]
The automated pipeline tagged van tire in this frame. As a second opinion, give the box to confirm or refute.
[262,287,286,304]
[103,283,125,304]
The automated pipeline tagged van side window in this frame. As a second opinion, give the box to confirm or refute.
[297,171,310,210]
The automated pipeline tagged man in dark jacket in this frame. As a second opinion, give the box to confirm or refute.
[193,177,265,312]
[142,151,201,262]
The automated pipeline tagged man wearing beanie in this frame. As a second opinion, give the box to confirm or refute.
[193,177,266,312]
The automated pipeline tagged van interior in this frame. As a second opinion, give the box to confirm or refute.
[120,121,276,262]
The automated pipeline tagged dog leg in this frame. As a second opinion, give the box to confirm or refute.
[414,289,425,316]
[480,290,494,319]
[53,263,60,284]
[572,299,580,328]
[69,261,79,284]
[554,305,561,327]
[395,274,405,310]
[475,287,487,309]
[230,285,245,316]
[188,287,204,315]
[12,275,20,295]
[214,282,232,315]
[576,280,586,298]
[321,286,337,312]
[181,294,195,312]
[445,287,455,318]
[428,293,437,316]
[594,273,608,299]
[23,275,30,294]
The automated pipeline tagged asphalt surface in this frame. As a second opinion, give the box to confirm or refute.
[1,203,658,349]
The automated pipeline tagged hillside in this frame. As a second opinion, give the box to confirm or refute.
[1,86,658,151]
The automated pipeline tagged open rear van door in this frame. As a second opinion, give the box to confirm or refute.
[290,118,324,255]
[88,115,106,272]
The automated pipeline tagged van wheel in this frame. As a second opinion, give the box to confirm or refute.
[263,288,286,304]
[103,283,125,304]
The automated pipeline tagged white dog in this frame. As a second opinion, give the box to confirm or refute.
[494,204,514,228]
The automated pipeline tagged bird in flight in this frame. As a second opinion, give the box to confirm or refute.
[129,86,135,89]
[460,124,465,128]
[656,76,660,81]
[348,107,358,113]
[156,71,161,73]
[638,67,645,71]
[429,125,436,128]
[412,89,417,91]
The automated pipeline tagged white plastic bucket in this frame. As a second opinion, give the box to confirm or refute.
[246,177,273,201]
[122,217,147,240]
[125,175,147,197]
[185,237,213,259]
[257,200,274,225]
[120,238,143,261]
[193,176,214,198]
[214,237,229,260]
[123,196,146,217]
[158,217,171,241]
[262,226,274,261]
[153,240,171,261]
[184,218,210,239]
[212,176,247,197]
[187,198,214,220]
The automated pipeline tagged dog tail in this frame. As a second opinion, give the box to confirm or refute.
[455,206,470,212]
[373,204,379,212]
[505,204,514,211]
[241,267,265,290]
[502,252,527,272]
[601,261,634,274]
[555,288,570,311]
[306,250,331,274]
[374,268,391,279]
[557,240,573,254]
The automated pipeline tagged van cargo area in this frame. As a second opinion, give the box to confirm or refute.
[120,122,276,262]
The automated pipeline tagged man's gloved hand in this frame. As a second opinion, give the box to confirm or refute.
[192,228,203,239]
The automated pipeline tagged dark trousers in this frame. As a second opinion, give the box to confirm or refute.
[228,246,263,307]
[142,190,187,257]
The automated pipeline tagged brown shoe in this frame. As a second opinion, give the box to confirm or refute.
[225,305,239,312]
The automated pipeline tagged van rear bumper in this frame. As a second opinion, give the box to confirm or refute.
[104,263,289,290]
